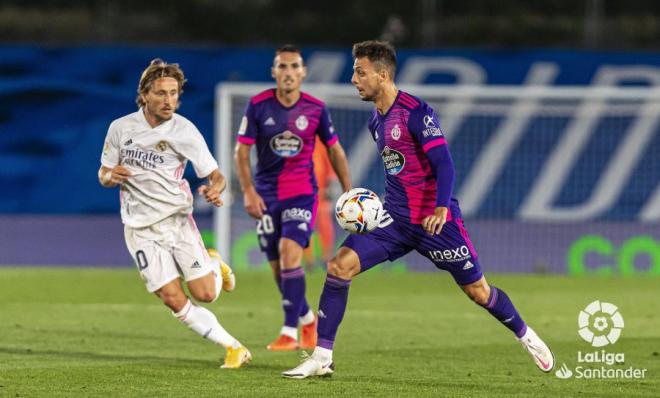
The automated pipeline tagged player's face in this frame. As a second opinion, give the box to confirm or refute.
[142,77,180,122]
[351,57,384,102]
[272,52,306,94]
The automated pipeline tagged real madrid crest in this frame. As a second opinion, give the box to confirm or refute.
[295,115,308,131]
[391,124,401,140]
[156,140,169,152]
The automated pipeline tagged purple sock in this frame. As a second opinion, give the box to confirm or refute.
[281,267,307,328]
[317,274,352,350]
[275,270,310,318]
[482,286,527,338]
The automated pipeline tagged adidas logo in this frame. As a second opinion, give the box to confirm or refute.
[462,261,474,270]
[555,363,573,379]
[191,260,201,269]
[264,117,276,126]
[298,223,308,231]
[282,299,292,307]
[124,139,133,146]
[318,310,326,319]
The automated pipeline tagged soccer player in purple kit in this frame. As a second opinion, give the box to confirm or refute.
[283,40,555,378]
[234,44,352,351]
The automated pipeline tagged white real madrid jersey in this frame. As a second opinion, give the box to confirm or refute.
[100,109,218,228]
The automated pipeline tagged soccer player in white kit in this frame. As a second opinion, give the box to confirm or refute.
[98,59,251,369]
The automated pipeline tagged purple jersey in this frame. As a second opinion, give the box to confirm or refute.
[368,90,460,224]
[237,89,339,201]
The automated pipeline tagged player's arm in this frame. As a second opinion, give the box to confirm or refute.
[318,105,351,192]
[422,143,455,235]
[234,142,267,218]
[326,142,352,192]
[97,165,131,188]
[409,106,455,235]
[198,169,225,207]
[99,122,131,188]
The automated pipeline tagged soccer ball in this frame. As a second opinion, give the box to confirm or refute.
[335,188,383,234]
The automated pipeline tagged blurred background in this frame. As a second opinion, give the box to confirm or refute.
[0,0,658,276]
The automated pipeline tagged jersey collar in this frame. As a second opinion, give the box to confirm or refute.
[138,107,174,131]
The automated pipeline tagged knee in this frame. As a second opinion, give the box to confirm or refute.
[465,284,491,307]
[191,288,217,303]
[159,291,189,312]
[326,257,358,280]
[279,240,303,268]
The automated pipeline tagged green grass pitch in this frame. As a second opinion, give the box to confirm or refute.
[0,267,658,397]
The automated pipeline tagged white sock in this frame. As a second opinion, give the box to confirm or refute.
[312,346,333,362]
[173,299,240,349]
[299,309,315,325]
[280,325,298,340]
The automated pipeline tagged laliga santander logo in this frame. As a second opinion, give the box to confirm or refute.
[555,300,646,380]
[578,300,624,347]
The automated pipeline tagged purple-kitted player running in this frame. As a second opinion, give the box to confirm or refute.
[283,41,555,379]
[234,45,352,352]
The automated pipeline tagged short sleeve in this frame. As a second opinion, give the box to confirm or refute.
[407,103,447,153]
[100,121,120,168]
[316,105,339,147]
[179,123,218,178]
[237,101,258,145]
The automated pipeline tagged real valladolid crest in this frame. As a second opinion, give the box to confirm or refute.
[555,300,648,380]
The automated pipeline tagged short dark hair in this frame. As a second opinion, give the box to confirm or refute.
[275,44,302,57]
[352,40,397,78]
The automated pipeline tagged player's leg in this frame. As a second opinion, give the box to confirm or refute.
[418,217,554,372]
[267,196,317,350]
[316,197,336,263]
[460,275,527,336]
[283,215,410,378]
[461,275,554,372]
[281,246,360,378]
[268,208,316,351]
[269,256,312,325]
[175,215,251,368]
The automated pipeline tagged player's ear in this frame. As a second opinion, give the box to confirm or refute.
[301,65,308,80]
[271,66,276,80]
[378,68,388,83]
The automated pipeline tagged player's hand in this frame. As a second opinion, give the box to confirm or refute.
[108,166,132,185]
[422,207,448,235]
[244,188,267,219]
[198,184,224,207]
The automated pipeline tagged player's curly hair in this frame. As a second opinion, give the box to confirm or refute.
[136,59,187,108]
[352,40,397,78]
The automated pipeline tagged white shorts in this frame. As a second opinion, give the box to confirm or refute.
[124,213,213,292]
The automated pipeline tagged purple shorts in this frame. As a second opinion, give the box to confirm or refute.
[342,211,483,285]
[256,195,317,261]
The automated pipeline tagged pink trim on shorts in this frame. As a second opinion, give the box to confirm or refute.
[310,194,319,228]
[456,218,477,259]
